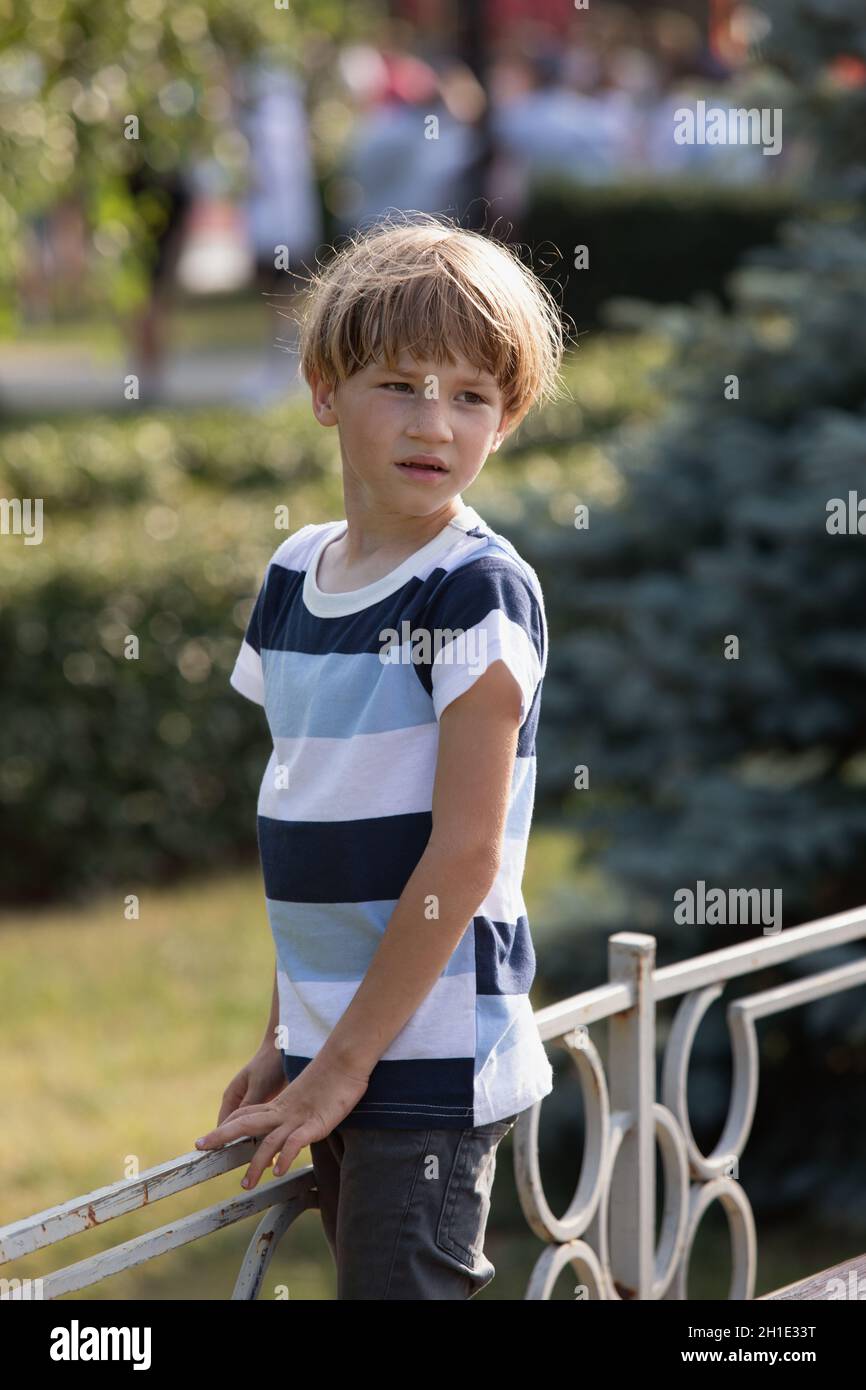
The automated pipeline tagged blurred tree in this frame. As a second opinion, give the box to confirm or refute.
[505,0,866,1226]
[519,0,866,935]
[534,214,866,932]
[0,0,382,333]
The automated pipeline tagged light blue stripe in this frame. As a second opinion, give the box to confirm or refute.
[505,757,536,839]
[267,898,477,981]
[475,994,528,1066]
[261,649,434,738]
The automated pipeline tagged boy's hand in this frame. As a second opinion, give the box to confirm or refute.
[216,1043,287,1126]
[193,1055,371,1189]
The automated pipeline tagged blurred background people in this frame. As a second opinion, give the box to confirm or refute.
[124,160,195,403]
[489,47,639,219]
[234,57,324,404]
[332,43,483,235]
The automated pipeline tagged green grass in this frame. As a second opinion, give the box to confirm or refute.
[0,862,300,1298]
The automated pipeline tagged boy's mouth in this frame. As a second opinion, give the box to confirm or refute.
[395,456,449,476]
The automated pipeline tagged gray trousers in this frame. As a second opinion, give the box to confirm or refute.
[309,1113,519,1299]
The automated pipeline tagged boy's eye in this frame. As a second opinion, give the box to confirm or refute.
[380,382,489,405]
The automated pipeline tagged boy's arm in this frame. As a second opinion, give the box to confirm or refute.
[314,659,523,1080]
[258,966,279,1054]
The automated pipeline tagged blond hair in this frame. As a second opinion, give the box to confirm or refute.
[293,211,569,436]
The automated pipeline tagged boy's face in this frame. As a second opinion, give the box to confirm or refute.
[309,350,512,511]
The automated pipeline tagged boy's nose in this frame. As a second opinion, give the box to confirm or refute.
[406,400,454,442]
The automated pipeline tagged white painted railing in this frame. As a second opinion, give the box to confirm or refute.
[519,907,866,1299]
[2,907,863,1299]
[0,1137,317,1300]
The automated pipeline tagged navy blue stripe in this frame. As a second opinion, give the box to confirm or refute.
[261,562,443,655]
[258,810,432,903]
[475,913,537,994]
[262,806,534,994]
[516,684,542,758]
[258,554,543,661]
[417,555,546,677]
[242,577,269,656]
[281,1052,475,1128]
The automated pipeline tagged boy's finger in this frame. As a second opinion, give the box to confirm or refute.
[273,1121,318,1176]
[198,1100,277,1146]
[214,1101,269,1130]
[195,1130,233,1149]
[195,1114,262,1148]
[271,1138,300,1177]
[241,1131,285,1190]
[212,1101,245,1132]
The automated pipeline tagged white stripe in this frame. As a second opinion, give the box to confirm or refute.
[473,995,555,1126]
[277,967,477,1058]
[477,847,528,923]
[258,723,440,821]
[431,609,542,723]
[230,640,264,704]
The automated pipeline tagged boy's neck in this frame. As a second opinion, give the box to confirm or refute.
[336,495,465,565]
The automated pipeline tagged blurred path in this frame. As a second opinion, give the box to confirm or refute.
[0,344,306,414]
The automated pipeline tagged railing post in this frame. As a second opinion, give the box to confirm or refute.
[606,932,657,1299]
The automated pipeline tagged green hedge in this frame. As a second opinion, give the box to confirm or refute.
[519,177,805,330]
[0,402,336,512]
[0,484,347,904]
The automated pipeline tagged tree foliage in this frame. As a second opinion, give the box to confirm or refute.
[501,0,866,1226]
[0,0,380,322]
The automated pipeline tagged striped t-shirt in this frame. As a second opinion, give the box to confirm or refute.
[229,496,553,1129]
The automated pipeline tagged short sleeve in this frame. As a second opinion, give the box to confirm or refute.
[230,575,268,706]
[422,557,546,725]
[229,526,317,707]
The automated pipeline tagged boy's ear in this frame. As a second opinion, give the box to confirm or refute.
[310,370,338,427]
[490,411,515,452]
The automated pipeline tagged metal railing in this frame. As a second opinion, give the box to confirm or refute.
[0,1138,317,1300]
[520,905,866,1299]
[2,905,864,1300]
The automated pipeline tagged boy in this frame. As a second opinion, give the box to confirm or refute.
[195,212,566,1298]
